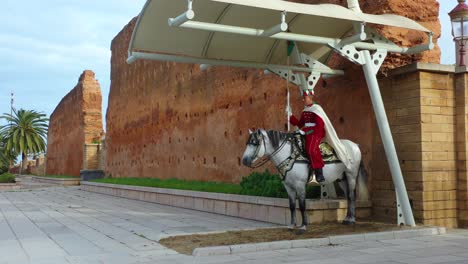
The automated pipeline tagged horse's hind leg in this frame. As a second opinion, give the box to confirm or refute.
[284,184,297,230]
[343,173,356,225]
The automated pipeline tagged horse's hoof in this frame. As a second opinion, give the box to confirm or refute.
[296,229,306,235]
[342,220,355,225]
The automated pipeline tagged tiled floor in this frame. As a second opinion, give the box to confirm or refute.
[0,186,467,264]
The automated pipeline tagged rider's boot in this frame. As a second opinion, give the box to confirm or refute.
[307,165,314,182]
[315,168,325,183]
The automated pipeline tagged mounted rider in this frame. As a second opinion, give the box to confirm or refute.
[289,89,352,182]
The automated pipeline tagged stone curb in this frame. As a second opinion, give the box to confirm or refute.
[16,175,80,186]
[191,227,446,256]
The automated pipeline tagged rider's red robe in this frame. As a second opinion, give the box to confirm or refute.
[289,105,325,169]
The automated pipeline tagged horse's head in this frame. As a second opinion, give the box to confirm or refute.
[241,129,269,167]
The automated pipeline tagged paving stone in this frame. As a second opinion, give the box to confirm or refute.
[364,231,395,241]
[329,233,366,244]
[291,237,330,248]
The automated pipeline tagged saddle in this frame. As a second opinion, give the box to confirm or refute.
[277,132,340,179]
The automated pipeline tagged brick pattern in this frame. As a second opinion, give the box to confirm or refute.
[455,73,468,228]
[83,144,102,170]
[418,72,457,227]
[46,71,104,176]
[373,70,461,227]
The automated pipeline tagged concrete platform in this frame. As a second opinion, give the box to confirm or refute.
[0,187,467,264]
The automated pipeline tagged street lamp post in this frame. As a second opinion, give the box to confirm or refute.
[450,0,468,66]
[9,92,13,169]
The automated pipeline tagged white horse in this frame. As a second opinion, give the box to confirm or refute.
[242,129,368,233]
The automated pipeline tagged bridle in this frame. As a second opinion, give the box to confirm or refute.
[245,131,269,168]
[245,130,290,168]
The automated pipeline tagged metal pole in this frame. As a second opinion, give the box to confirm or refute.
[362,50,416,226]
[9,92,13,169]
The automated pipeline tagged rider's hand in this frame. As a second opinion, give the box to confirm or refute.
[298,129,305,135]
[285,105,291,115]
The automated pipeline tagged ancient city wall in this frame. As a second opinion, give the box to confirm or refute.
[46,70,104,176]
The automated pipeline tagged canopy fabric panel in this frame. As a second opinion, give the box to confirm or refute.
[129,0,431,66]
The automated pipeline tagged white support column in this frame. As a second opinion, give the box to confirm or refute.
[361,50,416,227]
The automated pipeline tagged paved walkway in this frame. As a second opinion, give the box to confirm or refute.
[0,187,467,264]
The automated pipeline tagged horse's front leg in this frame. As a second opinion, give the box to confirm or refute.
[297,187,308,234]
[284,184,296,230]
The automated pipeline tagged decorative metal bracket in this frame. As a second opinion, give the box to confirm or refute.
[267,42,336,94]
[396,194,406,226]
[330,27,394,67]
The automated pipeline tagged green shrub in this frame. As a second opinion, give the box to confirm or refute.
[0,173,15,183]
[240,170,288,198]
[240,170,321,199]
[0,166,8,175]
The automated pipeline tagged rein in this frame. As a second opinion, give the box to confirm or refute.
[248,133,291,168]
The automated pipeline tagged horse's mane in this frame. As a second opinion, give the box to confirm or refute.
[266,130,289,149]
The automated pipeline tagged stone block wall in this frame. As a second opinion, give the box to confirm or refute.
[30,155,46,176]
[46,71,104,176]
[83,144,102,170]
[455,70,468,227]
[373,64,466,228]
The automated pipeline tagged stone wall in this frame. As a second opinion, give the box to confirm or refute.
[30,155,46,176]
[372,64,468,228]
[46,70,104,176]
[454,69,468,228]
[83,144,103,170]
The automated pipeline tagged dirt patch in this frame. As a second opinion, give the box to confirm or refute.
[160,222,411,255]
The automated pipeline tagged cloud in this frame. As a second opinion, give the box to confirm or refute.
[438,0,456,64]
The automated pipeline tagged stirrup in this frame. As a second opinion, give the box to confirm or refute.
[308,176,320,186]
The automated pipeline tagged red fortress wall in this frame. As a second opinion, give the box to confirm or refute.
[46,71,104,176]
[105,0,440,183]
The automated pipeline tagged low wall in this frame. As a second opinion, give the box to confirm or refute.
[18,175,80,186]
[0,184,20,191]
[81,182,371,225]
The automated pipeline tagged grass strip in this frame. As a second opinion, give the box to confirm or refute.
[92,177,242,194]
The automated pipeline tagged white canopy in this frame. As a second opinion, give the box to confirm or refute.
[128,0,431,69]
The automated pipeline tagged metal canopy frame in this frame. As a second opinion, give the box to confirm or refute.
[127,0,435,227]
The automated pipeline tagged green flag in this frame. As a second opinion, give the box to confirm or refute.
[287,41,295,56]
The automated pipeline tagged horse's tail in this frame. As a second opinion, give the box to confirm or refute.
[356,161,369,201]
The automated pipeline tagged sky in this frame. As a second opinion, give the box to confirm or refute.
[0,0,458,129]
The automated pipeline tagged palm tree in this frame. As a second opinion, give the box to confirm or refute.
[0,136,16,174]
[0,109,49,171]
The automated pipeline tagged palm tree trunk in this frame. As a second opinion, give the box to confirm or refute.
[21,152,27,173]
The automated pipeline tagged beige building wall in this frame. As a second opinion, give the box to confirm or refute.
[455,69,468,227]
[373,63,467,228]
[83,144,103,170]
